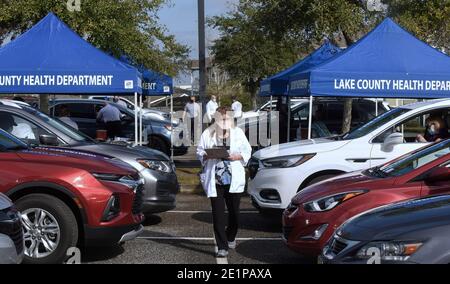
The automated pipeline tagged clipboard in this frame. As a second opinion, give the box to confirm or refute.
[205,148,230,159]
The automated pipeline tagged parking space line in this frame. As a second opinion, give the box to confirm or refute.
[137,236,282,241]
[216,257,228,264]
[166,210,260,214]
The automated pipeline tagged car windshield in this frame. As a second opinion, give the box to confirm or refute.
[343,107,410,140]
[378,139,450,177]
[0,129,28,151]
[24,106,93,143]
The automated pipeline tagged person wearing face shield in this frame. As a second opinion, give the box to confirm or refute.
[196,106,252,258]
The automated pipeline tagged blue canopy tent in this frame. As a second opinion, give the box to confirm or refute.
[288,18,450,139]
[119,56,174,149]
[259,41,342,142]
[0,13,144,145]
[259,41,341,97]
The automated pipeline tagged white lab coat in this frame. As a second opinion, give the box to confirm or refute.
[205,100,219,123]
[197,127,252,198]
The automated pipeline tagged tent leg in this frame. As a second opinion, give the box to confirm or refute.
[308,96,313,140]
[170,94,174,161]
[269,95,273,145]
[287,97,291,142]
[375,98,379,117]
[139,94,143,146]
[134,92,138,146]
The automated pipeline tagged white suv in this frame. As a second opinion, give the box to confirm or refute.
[248,99,450,210]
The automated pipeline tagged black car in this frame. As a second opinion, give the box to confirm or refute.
[0,193,24,264]
[49,98,187,156]
[321,194,450,264]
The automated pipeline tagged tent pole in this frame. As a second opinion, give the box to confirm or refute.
[134,92,138,146]
[269,95,273,145]
[139,94,143,146]
[287,96,291,142]
[375,98,379,117]
[170,94,174,161]
[308,95,313,140]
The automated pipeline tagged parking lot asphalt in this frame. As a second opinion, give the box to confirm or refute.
[82,193,314,264]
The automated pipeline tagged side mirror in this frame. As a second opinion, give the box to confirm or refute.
[39,134,59,146]
[425,167,450,183]
[381,132,404,152]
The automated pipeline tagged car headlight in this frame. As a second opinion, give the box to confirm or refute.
[356,241,423,262]
[303,190,367,213]
[261,154,315,168]
[138,159,173,173]
[92,173,144,190]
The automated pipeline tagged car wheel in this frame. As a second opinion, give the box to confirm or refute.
[15,194,78,264]
[149,136,170,155]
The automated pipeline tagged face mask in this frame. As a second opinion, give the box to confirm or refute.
[190,99,195,103]
[427,125,436,135]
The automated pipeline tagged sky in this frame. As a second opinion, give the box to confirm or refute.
[158,0,239,60]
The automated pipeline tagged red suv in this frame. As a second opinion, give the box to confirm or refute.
[283,139,450,257]
[0,129,144,264]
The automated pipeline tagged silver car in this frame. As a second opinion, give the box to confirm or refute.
[0,193,24,264]
[0,101,179,214]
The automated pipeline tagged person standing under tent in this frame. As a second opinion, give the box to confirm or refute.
[183,95,202,144]
[231,96,243,119]
[197,106,252,258]
[206,95,219,124]
[97,103,122,139]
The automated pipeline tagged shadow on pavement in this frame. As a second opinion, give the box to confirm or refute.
[191,211,283,233]
[81,245,125,263]
[140,231,217,258]
[235,240,315,264]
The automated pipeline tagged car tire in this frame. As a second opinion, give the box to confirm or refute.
[149,136,170,155]
[15,194,78,264]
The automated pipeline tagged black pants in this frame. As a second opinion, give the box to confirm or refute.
[210,185,241,250]
[106,121,122,139]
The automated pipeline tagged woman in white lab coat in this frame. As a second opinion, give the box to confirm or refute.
[197,106,252,258]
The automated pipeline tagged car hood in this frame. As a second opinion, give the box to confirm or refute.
[253,138,350,160]
[16,147,136,175]
[338,195,450,241]
[291,171,383,205]
[74,143,170,161]
[0,193,12,210]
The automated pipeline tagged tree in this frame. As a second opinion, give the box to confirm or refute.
[209,0,380,133]
[208,1,305,109]
[384,0,450,52]
[0,0,189,76]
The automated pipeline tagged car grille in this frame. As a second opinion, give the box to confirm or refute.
[0,208,24,254]
[132,184,145,215]
[248,158,260,180]
[282,226,294,241]
[330,238,348,255]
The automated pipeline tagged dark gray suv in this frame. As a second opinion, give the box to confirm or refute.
[0,193,24,264]
[0,100,179,214]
